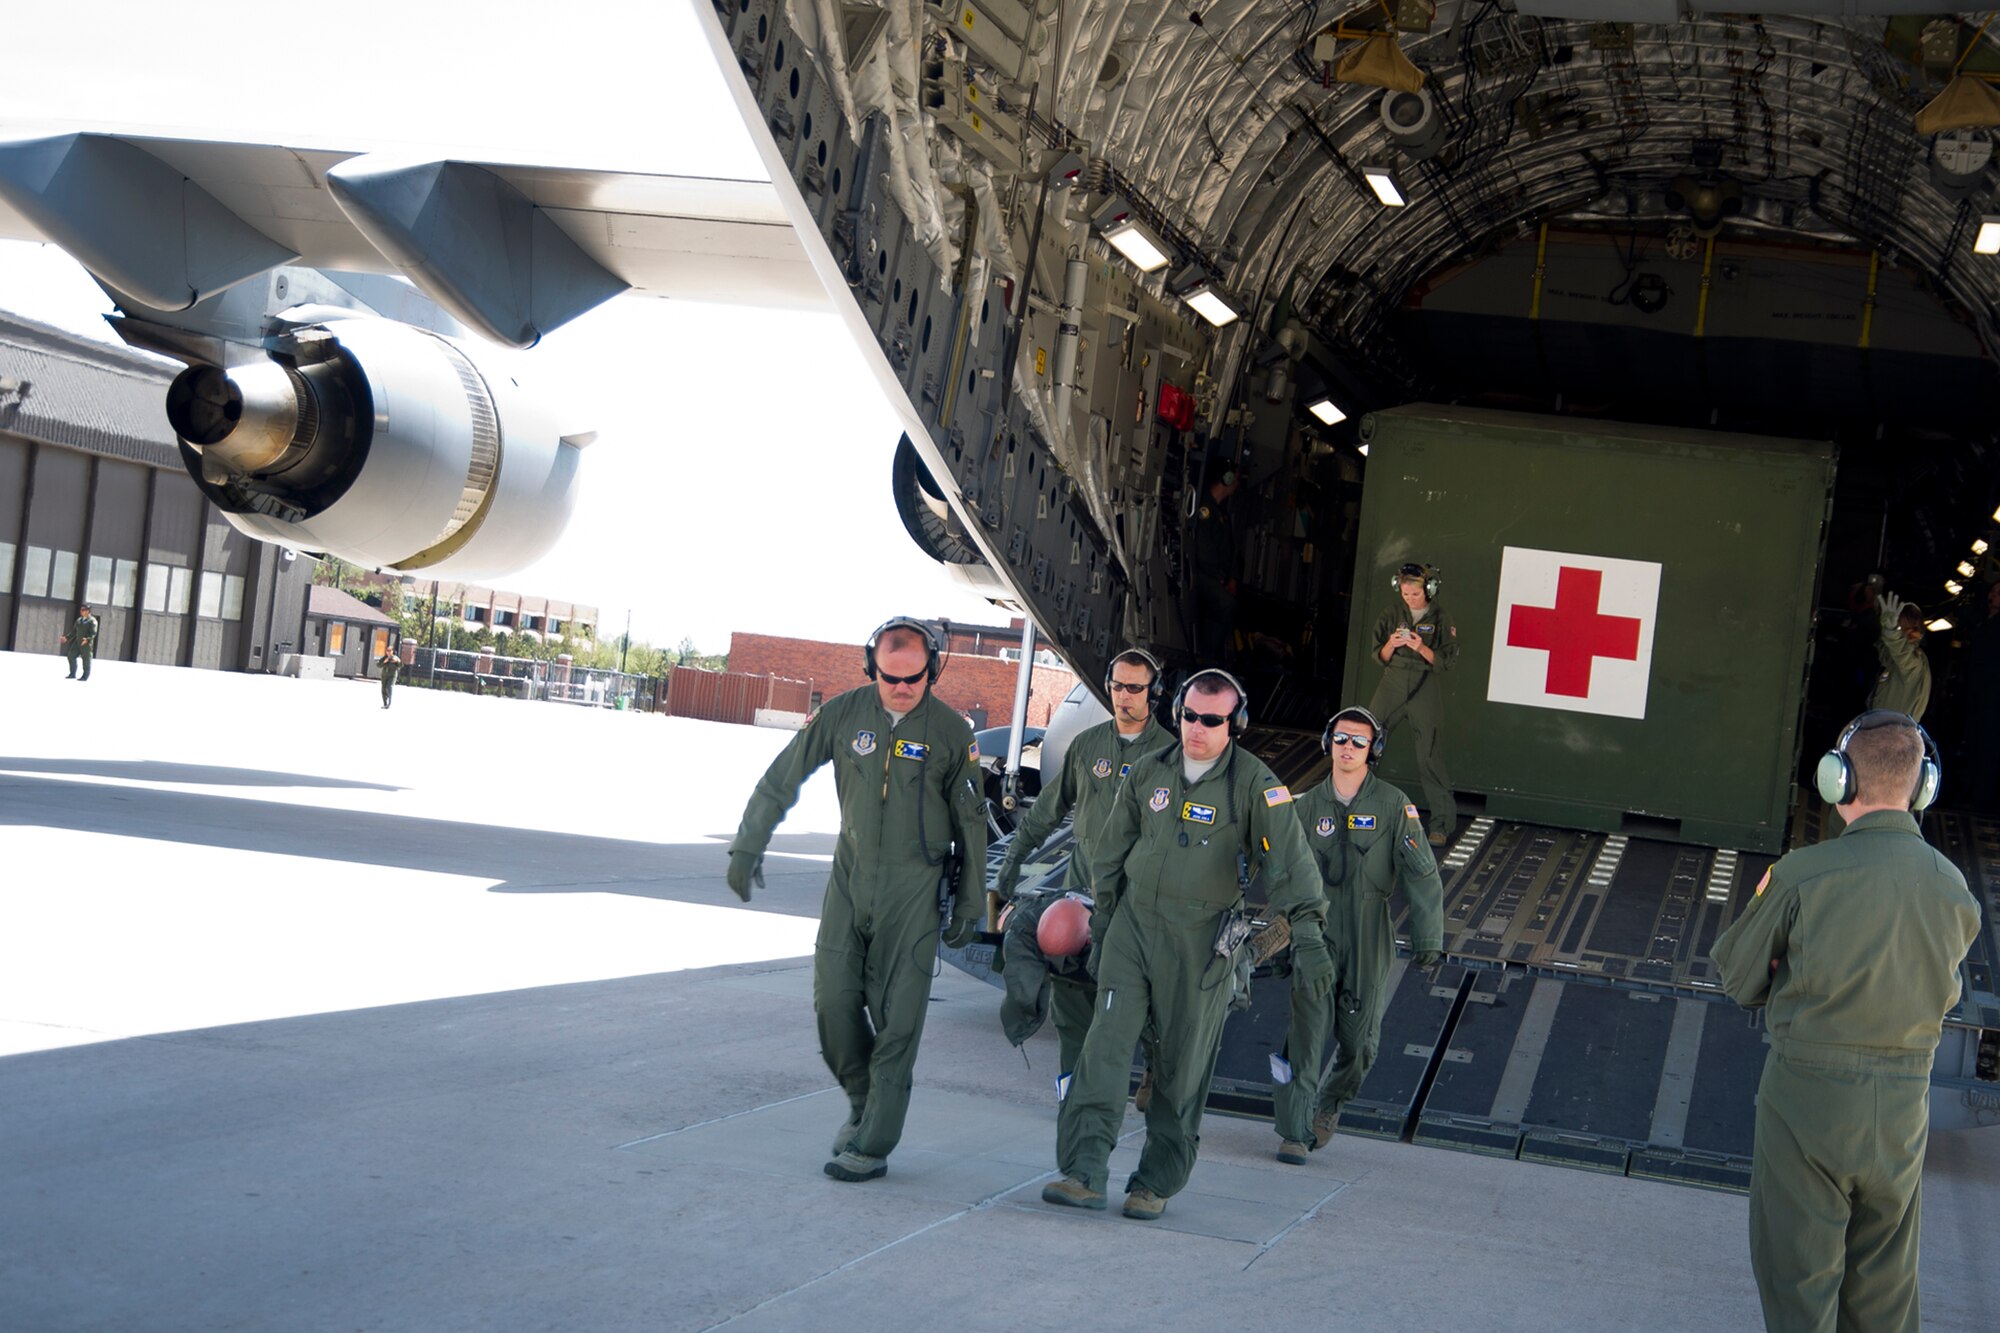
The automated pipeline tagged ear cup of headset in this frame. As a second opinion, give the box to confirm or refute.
[1814,750,1855,806]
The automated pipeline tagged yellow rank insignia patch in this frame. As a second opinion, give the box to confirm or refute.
[1263,786,1291,806]
[1754,868,1771,897]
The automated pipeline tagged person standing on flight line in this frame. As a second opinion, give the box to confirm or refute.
[1712,711,1977,1333]
[1368,564,1458,846]
[725,617,988,1184]
[1041,669,1328,1222]
[993,647,1172,1084]
[1271,706,1444,1163]
[65,604,99,680]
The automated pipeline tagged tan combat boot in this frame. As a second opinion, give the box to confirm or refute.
[1121,1186,1166,1221]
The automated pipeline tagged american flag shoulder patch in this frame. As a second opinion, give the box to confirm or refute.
[1264,786,1292,806]
[1405,804,1420,821]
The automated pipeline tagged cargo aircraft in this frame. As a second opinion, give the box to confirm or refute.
[4,1,1997,1182]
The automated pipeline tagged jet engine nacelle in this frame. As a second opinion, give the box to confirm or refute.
[166,316,584,579]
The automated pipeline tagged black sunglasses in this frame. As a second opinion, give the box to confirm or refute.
[1328,731,1373,749]
[877,669,928,685]
[1181,708,1230,729]
[1108,681,1151,694]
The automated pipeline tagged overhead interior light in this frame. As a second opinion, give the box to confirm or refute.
[1182,282,1242,328]
[1093,198,1174,274]
[1978,217,2000,255]
[1994,505,2000,522]
[1928,618,1954,632]
[1946,579,1964,595]
[1102,217,1172,273]
[1356,441,1370,457]
[1307,397,1348,426]
[1973,538,1989,555]
[1958,560,1977,577]
[1361,165,1407,208]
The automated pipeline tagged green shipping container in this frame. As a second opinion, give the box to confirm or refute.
[1344,406,1835,854]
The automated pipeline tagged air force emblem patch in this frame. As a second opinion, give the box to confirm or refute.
[1347,814,1377,830]
[1093,757,1113,778]
[1181,802,1217,824]
[893,739,930,761]
[852,730,877,756]
[1149,787,1171,813]
[1315,816,1337,838]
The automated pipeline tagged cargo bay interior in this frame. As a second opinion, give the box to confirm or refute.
[705,4,2000,1187]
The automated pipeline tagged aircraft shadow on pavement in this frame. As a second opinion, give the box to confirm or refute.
[0,772,836,912]
[0,756,405,792]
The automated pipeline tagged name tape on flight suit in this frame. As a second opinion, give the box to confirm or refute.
[1120,762,1132,778]
[893,739,930,761]
[1347,814,1377,830]
[1182,802,1217,824]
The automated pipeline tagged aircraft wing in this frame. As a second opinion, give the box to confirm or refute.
[0,127,823,347]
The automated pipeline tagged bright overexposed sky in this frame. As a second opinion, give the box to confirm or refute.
[0,0,1000,653]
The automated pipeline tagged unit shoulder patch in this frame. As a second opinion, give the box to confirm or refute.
[852,730,877,756]
[1149,787,1172,813]
[1092,757,1113,779]
[1263,786,1292,806]
[1315,816,1337,838]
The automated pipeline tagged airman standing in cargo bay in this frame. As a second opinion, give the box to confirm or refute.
[1041,669,1328,1221]
[1867,590,1930,722]
[1272,706,1444,1164]
[725,617,988,1184]
[1712,711,1977,1333]
[1368,563,1458,846]
[994,647,1173,1078]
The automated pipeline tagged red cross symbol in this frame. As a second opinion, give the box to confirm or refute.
[1506,566,1643,697]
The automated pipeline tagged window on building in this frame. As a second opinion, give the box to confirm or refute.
[19,545,48,597]
[112,559,139,608]
[85,555,113,603]
[327,622,346,654]
[50,549,77,600]
[0,541,13,590]
[464,605,485,623]
[810,690,824,709]
[197,571,222,618]
[167,566,192,614]
[493,609,513,627]
[547,618,563,635]
[143,563,170,612]
[221,574,244,621]
[371,627,390,659]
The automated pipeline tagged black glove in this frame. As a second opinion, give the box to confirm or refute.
[1412,949,1443,975]
[943,915,979,949]
[1291,939,1335,1001]
[994,856,1024,900]
[725,851,763,903]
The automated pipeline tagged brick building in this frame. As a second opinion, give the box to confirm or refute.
[728,622,1077,729]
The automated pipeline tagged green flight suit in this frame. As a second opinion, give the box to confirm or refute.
[70,613,99,680]
[1272,772,1444,1145]
[1054,741,1326,1198]
[998,716,1172,1072]
[1711,810,1978,1333]
[377,653,401,707]
[1868,605,1930,721]
[1367,599,1457,840]
[730,685,987,1160]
